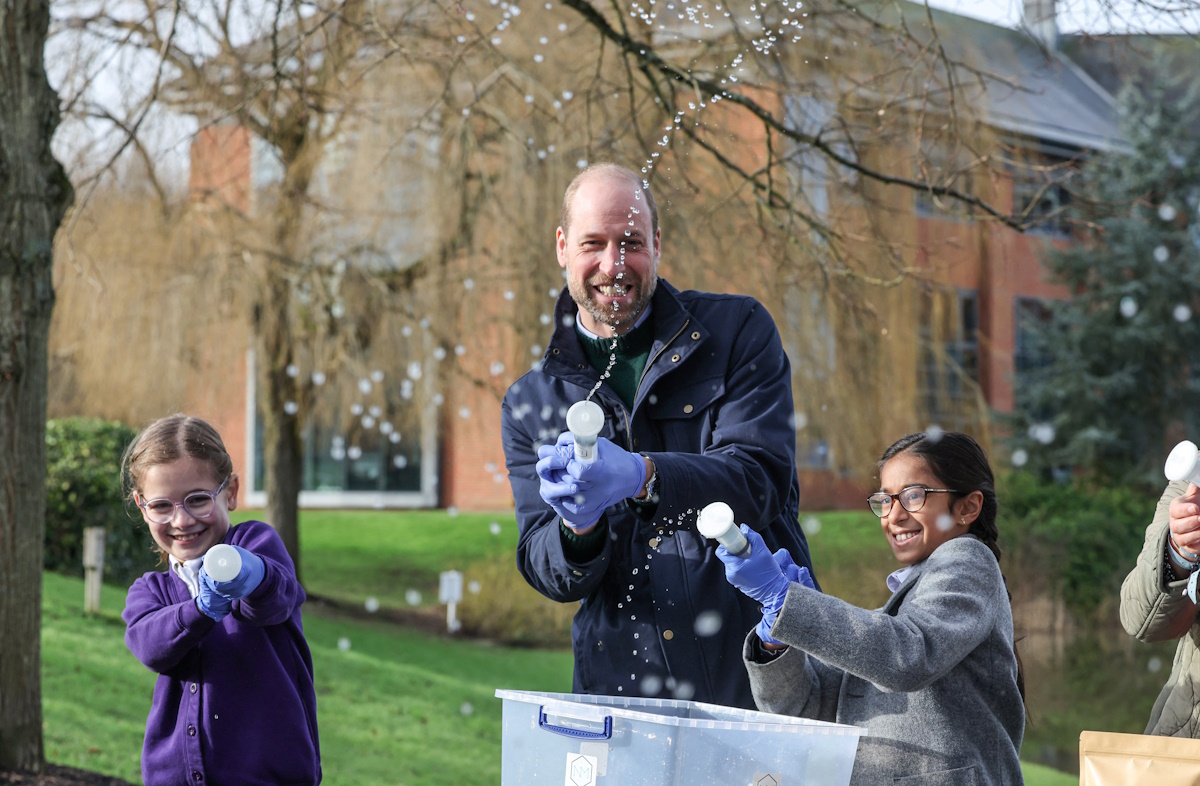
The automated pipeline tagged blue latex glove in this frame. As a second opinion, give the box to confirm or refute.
[211,545,265,600]
[560,436,648,527]
[716,525,792,611]
[756,551,815,646]
[196,569,234,622]
[536,434,593,528]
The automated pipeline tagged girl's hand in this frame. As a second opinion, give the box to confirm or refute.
[197,570,234,621]
[212,546,266,600]
[1169,483,1200,555]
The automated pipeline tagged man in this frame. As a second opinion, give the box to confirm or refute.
[501,162,816,709]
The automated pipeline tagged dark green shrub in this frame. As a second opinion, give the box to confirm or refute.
[998,471,1152,620]
[45,417,159,586]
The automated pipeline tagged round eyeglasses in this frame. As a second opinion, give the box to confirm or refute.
[137,476,230,525]
[867,485,958,518]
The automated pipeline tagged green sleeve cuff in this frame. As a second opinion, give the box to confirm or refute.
[560,518,608,562]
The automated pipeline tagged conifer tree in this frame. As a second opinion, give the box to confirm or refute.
[1012,71,1200,482]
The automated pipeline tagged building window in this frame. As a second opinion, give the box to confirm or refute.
[245,350,438,508]
[1010,151,1077,236]
[914,139,980,220]
[919,288,980,431]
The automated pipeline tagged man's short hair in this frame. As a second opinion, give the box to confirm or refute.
[560,163,659,238]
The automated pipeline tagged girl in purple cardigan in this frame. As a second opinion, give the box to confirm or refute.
[121,414,321,786]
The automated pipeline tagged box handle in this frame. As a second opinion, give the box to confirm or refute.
[538,706,613,740]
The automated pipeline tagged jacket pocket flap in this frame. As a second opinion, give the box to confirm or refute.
[645,375,724,420]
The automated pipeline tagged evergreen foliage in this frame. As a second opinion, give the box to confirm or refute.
[45,417,159,585]
[1011,72,1200,482]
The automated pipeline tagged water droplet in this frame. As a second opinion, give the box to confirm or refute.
[936,513,955,532]
[489,522,502,535]
[337,637,351,652]
[1119,296,1138,318]
[283,401,298,415]
[925,425,945,443]
[1154,245,1170,263]
[461,702,475,716]
[801,516,821,536]
[347,445,363,460]
[365,597,380,613]
[358,378,373,395]
[362,415,376,429]
[468,580,481,594]
[1011,449,1028,468]
[311,371,326,386]
[405,589,422,605]
[1159,203,1178,222]
[286,364,299,378]
[1174,304,1192,322]
[694,610,722,636]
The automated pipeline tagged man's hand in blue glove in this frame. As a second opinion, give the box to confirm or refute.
[562,437,648,526]
[536,433,595,530]
[211,545,266,600]
[197,569,234,622]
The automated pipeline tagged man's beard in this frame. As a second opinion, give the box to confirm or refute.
[571,275,657,334]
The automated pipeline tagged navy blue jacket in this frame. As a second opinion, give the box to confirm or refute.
[501,279,816,709]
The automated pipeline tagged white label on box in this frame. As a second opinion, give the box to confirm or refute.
[753,775,783,786]
[564,753,598,786]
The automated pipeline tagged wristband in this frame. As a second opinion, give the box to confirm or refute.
[1167,533,1200,575]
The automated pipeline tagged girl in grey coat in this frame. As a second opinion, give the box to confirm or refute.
[716,432,1025,785]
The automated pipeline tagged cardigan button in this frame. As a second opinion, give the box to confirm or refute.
[191,771,203,782]
[187,725,197,737]
[190,683,198,694]
[683,404,693,414]
[691,331,700,340]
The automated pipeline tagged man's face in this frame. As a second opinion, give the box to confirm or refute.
[557,174,660,336]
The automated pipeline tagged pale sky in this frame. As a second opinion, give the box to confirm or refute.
[924,0,1200,33]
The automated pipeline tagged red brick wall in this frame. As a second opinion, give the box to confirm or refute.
[189,125,251,214]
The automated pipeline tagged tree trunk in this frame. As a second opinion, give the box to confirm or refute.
[0,0,74,772]
[254,281,303,582]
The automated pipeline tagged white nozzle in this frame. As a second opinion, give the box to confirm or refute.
[566,400,605,464]
[697,501,751,557]
[204,544,242,583]
[1166,440,1200,485]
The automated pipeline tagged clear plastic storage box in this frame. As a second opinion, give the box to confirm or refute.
[495,689,864,786]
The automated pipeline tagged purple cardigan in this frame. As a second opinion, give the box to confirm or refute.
[122,520,321,786]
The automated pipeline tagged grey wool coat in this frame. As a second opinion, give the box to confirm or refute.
[1119,480,1200,737]
[744,535,1025,786]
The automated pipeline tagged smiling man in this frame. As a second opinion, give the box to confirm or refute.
[500,162,817,709]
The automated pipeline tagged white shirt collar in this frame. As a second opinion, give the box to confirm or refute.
[169,554,205,599]
[886,565,915,593]
[575,303,653,340]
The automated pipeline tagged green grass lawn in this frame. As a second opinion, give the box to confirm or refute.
[42,508,1078,784]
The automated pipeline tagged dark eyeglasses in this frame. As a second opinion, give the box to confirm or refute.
[867,485,958,518]
[137,476,230,525]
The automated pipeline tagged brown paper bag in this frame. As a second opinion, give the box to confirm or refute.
[1080,731,1200,785]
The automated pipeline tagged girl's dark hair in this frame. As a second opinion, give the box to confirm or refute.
[878,431,1025,703]
[122,414,233,502]
[878,431,1000,563]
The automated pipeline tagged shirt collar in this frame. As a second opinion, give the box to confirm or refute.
[169,554,206,599]
[886,565,915,593]
[575,302,653,340]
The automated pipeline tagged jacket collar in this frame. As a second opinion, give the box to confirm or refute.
[543,278,701,383]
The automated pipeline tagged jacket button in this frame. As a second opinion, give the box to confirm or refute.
[190,683,198,694]
[691,331,700,340]
[578,364,586,370]
[663,630,674,640]
[187,725,197,737]
[633,438,639,448]
[683,404,693,414]
[671,354,681,362]
[572,570,583,576]
[553,348,560,355]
